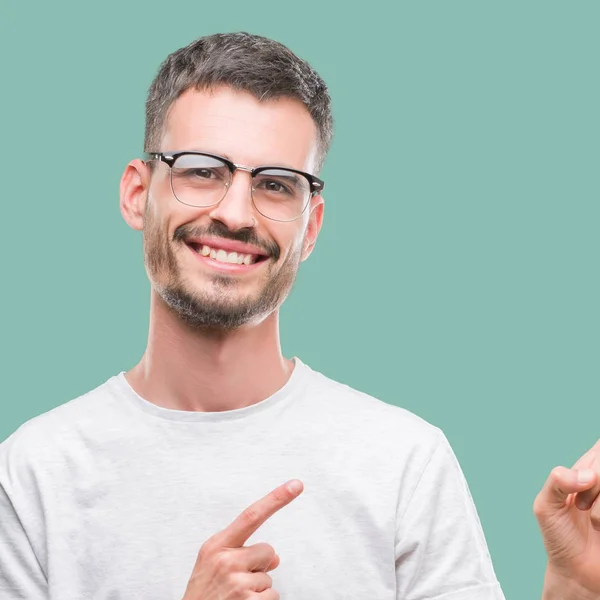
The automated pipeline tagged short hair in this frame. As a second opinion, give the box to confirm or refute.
[144,32,333,174]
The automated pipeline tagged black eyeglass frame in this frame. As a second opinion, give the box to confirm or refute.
[144,150,325,222]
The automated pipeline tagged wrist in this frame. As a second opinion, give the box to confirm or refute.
[543,568,600,600]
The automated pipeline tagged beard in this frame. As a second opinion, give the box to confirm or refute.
[142,203,303,331]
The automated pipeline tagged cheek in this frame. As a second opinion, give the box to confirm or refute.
[148,172,188,217]
[147,188,203,240]
[274,221,308,257]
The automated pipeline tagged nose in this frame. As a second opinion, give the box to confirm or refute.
[207,169,257,230]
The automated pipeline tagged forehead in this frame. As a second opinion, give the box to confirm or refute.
[160,86,319,173]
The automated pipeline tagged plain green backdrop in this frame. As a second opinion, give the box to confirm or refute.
[1,1,599,598]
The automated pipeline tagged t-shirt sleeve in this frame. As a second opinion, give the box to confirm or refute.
[394,432,505,600]
[0,456,48,599]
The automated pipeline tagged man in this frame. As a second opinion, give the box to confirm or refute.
[0,32,598,600]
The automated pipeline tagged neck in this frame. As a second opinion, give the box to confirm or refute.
[125,291,294,412]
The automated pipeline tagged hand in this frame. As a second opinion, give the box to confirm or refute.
[182,479,304,600]
[534,440,600,599]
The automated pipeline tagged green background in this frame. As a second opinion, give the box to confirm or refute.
[1,1,598,598]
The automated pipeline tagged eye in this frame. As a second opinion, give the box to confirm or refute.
[265,180,289,193]
[186,168,216,179]
[255,178,294,195]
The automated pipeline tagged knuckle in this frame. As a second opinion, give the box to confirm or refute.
[532,491,548,519]
[214,551,234,573]
[549,468,570,497]
[272,486,292,503]
[257,541,275,555]
[261,543,277,566]
[197,542,213,561]
[549,467,563,482]
[229,575,246,596]
[241,505,261,527]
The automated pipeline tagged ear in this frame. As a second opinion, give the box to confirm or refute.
[120,159,150,231]
[301,195,325,261]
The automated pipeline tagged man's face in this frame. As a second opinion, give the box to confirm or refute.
[134,86,323,330]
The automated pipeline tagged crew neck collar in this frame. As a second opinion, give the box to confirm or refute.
[111,357,306,423]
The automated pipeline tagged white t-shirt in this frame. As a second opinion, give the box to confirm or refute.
[0,357,505,599]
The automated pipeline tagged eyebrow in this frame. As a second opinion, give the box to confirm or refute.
[185,148,300,171]
[258,170,301,183]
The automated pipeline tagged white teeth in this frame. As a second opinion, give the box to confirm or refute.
[195,243,260,266]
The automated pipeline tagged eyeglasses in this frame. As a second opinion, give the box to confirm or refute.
[144,151,325,223]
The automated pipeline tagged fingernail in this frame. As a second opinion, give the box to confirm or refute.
[577,469,595,484]
[287,480,303,494]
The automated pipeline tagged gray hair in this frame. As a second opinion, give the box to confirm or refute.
[144,32,334,173]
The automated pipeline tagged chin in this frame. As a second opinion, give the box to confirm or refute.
[156,281,279,331]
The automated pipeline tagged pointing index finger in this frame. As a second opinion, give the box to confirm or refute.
[214,480,304,548]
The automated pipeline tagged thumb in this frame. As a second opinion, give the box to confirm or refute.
[535,466,597,518]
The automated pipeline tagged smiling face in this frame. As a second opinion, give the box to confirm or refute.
[121,86,324,330]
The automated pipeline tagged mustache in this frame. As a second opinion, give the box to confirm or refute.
[173,221,280,260]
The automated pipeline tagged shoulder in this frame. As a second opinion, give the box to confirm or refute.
[298,359,444,453]
[0,375,121,487]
